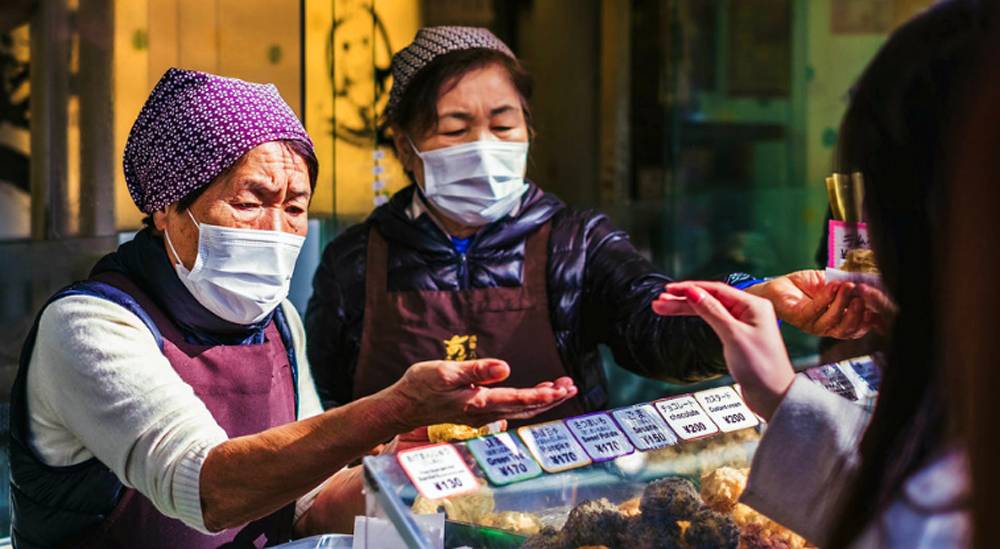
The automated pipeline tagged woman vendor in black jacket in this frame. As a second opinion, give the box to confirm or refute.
[305,26,873,420]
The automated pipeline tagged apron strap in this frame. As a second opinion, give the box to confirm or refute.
[521,222,552,302]
[364,227,390,312]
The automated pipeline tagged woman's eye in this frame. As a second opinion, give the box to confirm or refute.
[442,129,466,137]
[493,126,513,132]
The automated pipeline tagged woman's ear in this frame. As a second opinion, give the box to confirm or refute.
[391,128,416,174]
[152,206,172,232]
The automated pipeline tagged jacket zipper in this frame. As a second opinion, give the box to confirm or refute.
[458,253,469,289]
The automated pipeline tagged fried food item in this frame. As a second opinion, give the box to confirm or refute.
[619,516,683,549]
[684,508,740,549]
[410,484,495,523]
[427,423,489,442]
[640,478,703,524]
[740,521,797,549]
[700,467,749,513]
[618,497,642,518]
[562,498,627,548]
[840,248,879,273]
[480,511,543,535]
[521,526,568,549]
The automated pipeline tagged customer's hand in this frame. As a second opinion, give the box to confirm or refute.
[385,359,577,432]
[744,270,870,339]
[653,281,795,421]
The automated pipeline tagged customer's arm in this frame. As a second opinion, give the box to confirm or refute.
[654,281,870,546]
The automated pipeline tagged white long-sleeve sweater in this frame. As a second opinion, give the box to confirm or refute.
[25,296,326,534]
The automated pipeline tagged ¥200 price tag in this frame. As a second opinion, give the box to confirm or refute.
[517,421,592,473]
[611,404,678,451]
[397,443,479,500]
[466,433,542,486]
[565,412,635,462]
[694,386,760,433]
[654,395,719,441]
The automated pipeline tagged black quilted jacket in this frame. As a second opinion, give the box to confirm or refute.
[305,184,728,410]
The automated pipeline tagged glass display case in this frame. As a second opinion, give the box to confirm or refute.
[360,356,878,549]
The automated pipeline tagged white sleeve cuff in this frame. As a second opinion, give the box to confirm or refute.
[172,439,225,535]
[295,479,329,523]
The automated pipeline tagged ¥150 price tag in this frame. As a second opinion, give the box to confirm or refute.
[654,395,719,441]
[694,386,760,433]
[466,433,542,486]
[565,412,635,462]
[611,404,678,451]
[517,421,592,473]
[397,443,479,500]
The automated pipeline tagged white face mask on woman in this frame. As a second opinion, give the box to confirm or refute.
[164,209,305,325]
[410,138,530,227]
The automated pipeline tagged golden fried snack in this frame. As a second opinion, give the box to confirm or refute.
[700,467,749,513]
[840,248,879,273]
[479,511,543,535]
[410,484,496,523]
[427,423,489,443]
[618,497,642,517]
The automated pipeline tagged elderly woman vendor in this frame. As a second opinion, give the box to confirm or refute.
[8,69,576,548]
[306,27,874,418]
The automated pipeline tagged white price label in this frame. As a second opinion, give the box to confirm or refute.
[654,395,719,440]
[397,443,479,500]
[611,404,678,451]
[694,386,760,433]
[806,364,859,401]
[565,413,635,462]
[517,421,592,473]
[466,433,542,485]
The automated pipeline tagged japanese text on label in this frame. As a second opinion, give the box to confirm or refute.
[397,444,479,500]
[517,421,592,473]
[694,386,760,433]
[611,404,678,450]
[565,413,635,462]
[466,433,542,485]
[654,395,720,441]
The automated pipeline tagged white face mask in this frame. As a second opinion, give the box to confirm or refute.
[411,138,530,227]
[164,209,305,325]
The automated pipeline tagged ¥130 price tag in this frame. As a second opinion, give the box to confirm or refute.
[694,386,760,433]
[565,412,635,462]
[654,395,719,441]
[517,421,592,473]
[611,404,678,451]
[466,433,542,485]
[397,443,479,500]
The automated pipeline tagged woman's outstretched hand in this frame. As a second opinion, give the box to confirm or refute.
[653,281,795,421]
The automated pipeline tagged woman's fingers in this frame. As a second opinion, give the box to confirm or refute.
[652,293,697,316]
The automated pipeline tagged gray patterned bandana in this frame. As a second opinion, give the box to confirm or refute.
[386,26,515,120]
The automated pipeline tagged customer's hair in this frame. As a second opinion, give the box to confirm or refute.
[381,48,535,139]
[830,1,989,545]
[945,6,1000,547]
[141,139,318,230]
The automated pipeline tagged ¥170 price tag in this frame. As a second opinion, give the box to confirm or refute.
[565,412,635,462]
[517,421,592,473]
[397,443,479,500]
[611,404,678,451]
[466,433,542,485]
[694,386,760,433]
[654,395,719,441]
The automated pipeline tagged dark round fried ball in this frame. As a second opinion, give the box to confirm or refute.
[684,508,740,549]
[739,522,795,549]
[619,516,683,549]
[640,477,703,523]
[521,526,569,549]
[561,498,627,548]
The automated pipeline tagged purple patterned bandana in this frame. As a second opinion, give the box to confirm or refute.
[124,68,313,214]
[387,26,515,120]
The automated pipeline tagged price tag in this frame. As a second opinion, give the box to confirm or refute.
[654,395,719,441]
[694,386,760,433]
[611,404,678,451]
[564,412,635,462]
[806,364,858,401]
[517,421,592,473]
[397,443,479,500]
[466,433,542,485]
[844,357,881,393]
